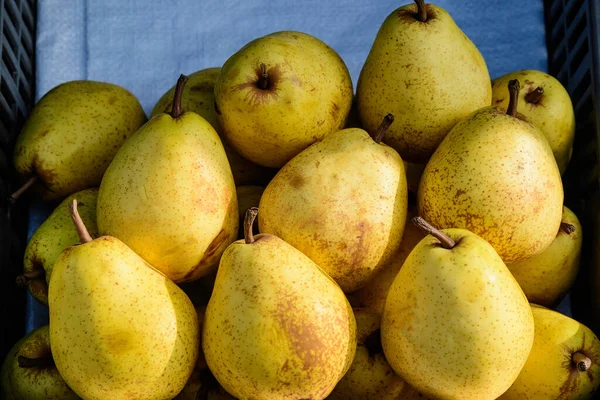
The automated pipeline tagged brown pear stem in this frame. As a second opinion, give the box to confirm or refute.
[507,79,521,117]
[17,355,54,368]
[560,222,576,235]
[572,352,592,372]
[414,0,427,22]
[525,86,544,104]
[10,176,38,201]
[171,74,188,118]
[258,63,269,90]
[412,216,455,249]
[244,207,259,244]
[372,114,394,144]
[69,199,92,244]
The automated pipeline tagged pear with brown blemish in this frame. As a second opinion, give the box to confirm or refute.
[499,305,600,400]
[12,80,146,201]
[49,200,199,400]
[151,68,277,185]
[357,0,491,163]
[418,79,564,263]
[97,75,238,283]
[214,31,353,168]
[203,208,356,400]
[381,217,534,400]
[492,70,575,174]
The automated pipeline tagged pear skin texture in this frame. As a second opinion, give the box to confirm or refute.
[258,128,407,293]
[203,234,357,400]
[22,188,98,305]
[507,206,582,307]
[1,325,80,400]
[492,70,575,174]
[48,236,199,400]
[13,81,146,200]
[97,112,238,283]
[498,306,600,400]
[151,68,276,186]
[381,228,535,400]
[356,3,491,163]
[418,107,564,263]
[214,31,353,168]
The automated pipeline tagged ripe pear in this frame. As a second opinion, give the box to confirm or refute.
[259,116,407,292]
[214,31,353,168]
[381,217,534,400]
[507,206,582,307]
[49,200,199,399]
[418,79,563,263]
[97,75,238,283]
[18,188,98,305]
[203,208,356,400]
[12,80,146,201]
[1,325,80,400]
[357,0,491,162]
[151,68,276,185]
[499,305,600,399]
[492,70,575,173]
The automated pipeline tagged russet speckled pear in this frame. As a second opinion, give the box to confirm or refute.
[1,325,80,400]
[214,31,353,168]
[151,68,276,186]
[20,188,98,305]
[203,210,356,400]
[258,126,407,293]
[507,207,582,307]
[492,70,575,174]
[381,226,534,400]
[13,81,146,200]
[97,76,238,283]
[499,305,600,400]
[356,1,491,163]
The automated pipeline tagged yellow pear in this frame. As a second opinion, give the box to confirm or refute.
[49,200,199,400]
[97,75,238,282]
[418,79,563,263]
[203,208,356,400]
[381,217,534,400]
[507,206,582,307]
[12,81,146,201]
[492,70,575,173]
[259,116,407,292]
[357,0,491,162]
[151,68,276,185]
[214,31,353,168]
[18,188,98,305]
[499,305,600,399]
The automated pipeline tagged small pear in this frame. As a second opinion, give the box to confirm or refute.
[203,208,356,400]
[418,79,563,263]
[499,305,600,399]
[259,115,407,292]
[492,70,575,173]
[49,200,199,400]
[18,188,98,305]
[381,217,534,400]
[12,81,146,201]
[98,75,238,282]
[507,206,582,307]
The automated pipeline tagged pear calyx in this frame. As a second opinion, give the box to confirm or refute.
[15,269,44,288]
[372,113,395,144]
[69,199,93,244]
[506,79,521,117]
[258,63,269,90]
[525,86,544,104]
[171,74,189,118]
[412,216,456,249]
[414,0,428,22]
[244,207,259,244]
[17,355,55,369]
[560,222,576,235]
[9,175,38,203]
[572,352,592,372]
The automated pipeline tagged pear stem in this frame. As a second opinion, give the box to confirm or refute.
[171,74,188,118]
[573,352,592,372]
[17,355,54,368]
[244,207,259,244]
[525,86,544,104]
[560,222,576,235]
[10,176,38,202]
[412,216,455,249]
[258,63,269,90]
[507,79,521,117]
[69,199,93,244]
[372,114,394,144]
[414,0,428,22]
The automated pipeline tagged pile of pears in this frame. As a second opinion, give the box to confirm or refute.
[3,1,599,399]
